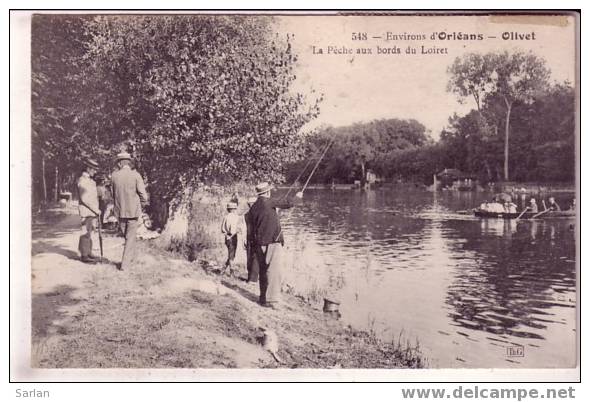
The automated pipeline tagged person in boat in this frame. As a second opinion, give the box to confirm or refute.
[569,198,576,211]
[547,197,561,211]
[504,201,517,213]
[528,198,539,213]
[486,201,505,213]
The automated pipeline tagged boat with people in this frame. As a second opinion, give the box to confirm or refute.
[473,209,575,219]
[472,194,576,220]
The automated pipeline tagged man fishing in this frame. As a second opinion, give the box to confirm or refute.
[248,182,303,309]
[244,196,260,283]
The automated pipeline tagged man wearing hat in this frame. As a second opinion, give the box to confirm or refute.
[77,158,101,263]
[243,196,260,283]
[111,151,148,270]
[221,201,241,271]
[248,182,303,309]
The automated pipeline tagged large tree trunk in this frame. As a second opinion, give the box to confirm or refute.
[503,100,513,181]
[41,154,47,203]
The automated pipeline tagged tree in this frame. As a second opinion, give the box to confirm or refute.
[31,15,90,204]
[448,51,550,181]
[82,16,321,209]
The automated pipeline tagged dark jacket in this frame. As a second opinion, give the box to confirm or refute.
[248,196,297,246]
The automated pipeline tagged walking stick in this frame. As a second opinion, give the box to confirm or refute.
[97,213,104,263]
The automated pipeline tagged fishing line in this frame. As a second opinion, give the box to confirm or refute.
[274,138,335,243]
[282,139,333,200]
[300,138,334,194]
[282,154,315,199]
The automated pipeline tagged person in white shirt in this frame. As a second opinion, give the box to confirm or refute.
[221,202,241,270]
[77,158,100,263]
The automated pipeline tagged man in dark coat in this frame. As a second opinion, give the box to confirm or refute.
[111,152,148,270]
[248,182,302,309]
[244,197,260,283]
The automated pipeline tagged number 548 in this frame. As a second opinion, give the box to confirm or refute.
[352,32,367,40]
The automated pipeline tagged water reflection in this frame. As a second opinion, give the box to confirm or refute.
[276,189,577,368]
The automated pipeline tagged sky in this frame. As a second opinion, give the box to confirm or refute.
[277,14,576,139]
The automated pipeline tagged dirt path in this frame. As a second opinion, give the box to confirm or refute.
[31,208,424,369]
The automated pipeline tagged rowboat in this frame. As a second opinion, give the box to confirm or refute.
[474,209,575,219]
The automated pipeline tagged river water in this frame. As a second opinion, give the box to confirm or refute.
[276,188,577,368]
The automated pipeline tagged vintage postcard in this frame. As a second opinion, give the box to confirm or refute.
[10,10,579,382]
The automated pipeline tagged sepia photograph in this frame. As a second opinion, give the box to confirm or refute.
[11,10,579,382]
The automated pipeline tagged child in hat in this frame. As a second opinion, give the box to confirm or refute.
[221,201,241,271]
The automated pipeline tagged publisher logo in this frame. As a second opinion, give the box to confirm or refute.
[506,345,524,357]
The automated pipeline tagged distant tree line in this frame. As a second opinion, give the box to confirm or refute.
[285,52,575,186]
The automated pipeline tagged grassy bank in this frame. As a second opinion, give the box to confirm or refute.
[31,207,425,369]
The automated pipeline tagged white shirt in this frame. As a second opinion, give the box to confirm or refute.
[221,211,241,236]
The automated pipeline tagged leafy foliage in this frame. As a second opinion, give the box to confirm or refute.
[31,15,321,211]
[448,51,551,180]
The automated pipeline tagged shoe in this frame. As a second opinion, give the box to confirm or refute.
[80,256,97,264]
[115,262,123,271]
[260,302,280,310]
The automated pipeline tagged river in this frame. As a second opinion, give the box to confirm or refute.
[276,188,577,368]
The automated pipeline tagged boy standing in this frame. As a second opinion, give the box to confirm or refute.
[221,202,240,271]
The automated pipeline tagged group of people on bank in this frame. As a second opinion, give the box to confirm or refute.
[77,152,148,270]
[79,149,301,309]
[222,183,303,309]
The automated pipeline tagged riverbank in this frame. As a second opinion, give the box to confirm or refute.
[279,181,576,193]
[31,206,424,369]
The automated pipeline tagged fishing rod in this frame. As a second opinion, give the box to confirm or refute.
[282,154,316,199]
[300,139,334,194]
[281,139,333,200]
[273,138,334,243]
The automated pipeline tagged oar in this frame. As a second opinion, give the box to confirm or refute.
[514,208,529,221]
[532,209,550,219]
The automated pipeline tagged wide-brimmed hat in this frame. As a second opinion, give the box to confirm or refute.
[226,202,238,210]
[255,182,274,195]
[84,158,99,169]
[247,196,258,206]
[116,151,132,161]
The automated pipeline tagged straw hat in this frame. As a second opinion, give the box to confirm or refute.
[84,158,99,169]
[116,151,132,161]
[226,202,238,210]
[247,197,258,206]
[255,182,274,195]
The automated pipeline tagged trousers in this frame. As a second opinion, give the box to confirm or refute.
[246,243,259,282]
[79,216,97,258]
[120,218,139,269]
[224,235,238,266]
[256,243,283,304]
